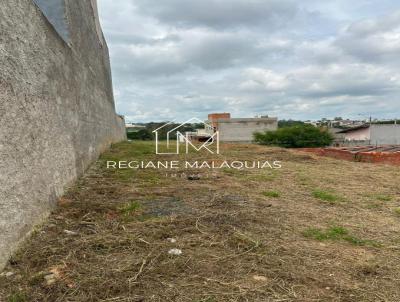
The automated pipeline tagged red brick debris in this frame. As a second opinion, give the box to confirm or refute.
[299,145,400,166]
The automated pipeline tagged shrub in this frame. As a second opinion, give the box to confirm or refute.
[127,129,153,140]
[254,124,333,148]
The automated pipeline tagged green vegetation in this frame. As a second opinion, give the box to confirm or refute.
[119,201,141,216]
[127,129,153,140]
[101,141,154,161]
[245,170,278,181]
[262,191,280,198]
[127,122,204,141]
[2,139,399,301]
[278,119,305,128]
[376,195,393,202]
[303,226,348,241]
[312,189,342,203]
[254,124,333,148]
[365,202,382,209]
[303,226,380,247]
[7,292,27,302]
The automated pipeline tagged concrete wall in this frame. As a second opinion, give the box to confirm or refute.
[338,140,372,147]
[217,118,278,142]
[0,0,126,270]
[370,125,400,145]
[343,127,370,141]
[33,0,70,41]
[342,125,400,145]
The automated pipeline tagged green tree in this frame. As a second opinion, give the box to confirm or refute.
[278,119,305,128]
[145,122,200,140]
[254,124,333,148]
[127,129,153,140]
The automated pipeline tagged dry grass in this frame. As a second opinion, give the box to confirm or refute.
[1,141,400,302]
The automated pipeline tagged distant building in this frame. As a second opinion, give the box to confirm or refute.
[338,124,400,145]
[208,113,278,142]
[125,123,145,133]
[208,113,231,129]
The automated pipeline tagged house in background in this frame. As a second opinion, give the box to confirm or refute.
[125,123,146,133]
[207,113,278,142]
[338,124,400,146]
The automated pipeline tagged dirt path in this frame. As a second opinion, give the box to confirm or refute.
[1,141,400,301]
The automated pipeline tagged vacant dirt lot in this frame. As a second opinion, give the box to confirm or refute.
[1,141,400,302]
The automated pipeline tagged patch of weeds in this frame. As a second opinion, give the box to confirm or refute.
[393,208,400,216]
[230,231,262,252]
[196,298,216,302]
[107,141,154,158]
[365,202,382,209]
[140,197,188,217]
[246,170,279,182]
[137,171,163,187]
[358,262,381,277]
[296,171,312,186]
[345,236,380,247]
[142,176,161,185]
[312,189,343,204]
[119,201,141,216]
[221,168,249,179]
[136,214,159,222]
[7,292,27,302]
[364,193,393,202]
[222,168,240,176]
[376,195,393,202]
[303,226,380,247]
[262,191,280,198]
[303,226,348,241]
[111,169,136,182]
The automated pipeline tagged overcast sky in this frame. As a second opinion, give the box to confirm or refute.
[97,0,400,123]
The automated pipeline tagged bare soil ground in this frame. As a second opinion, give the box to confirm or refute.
[1,141,400,302]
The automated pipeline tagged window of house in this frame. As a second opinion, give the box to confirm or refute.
[33,0,70,43]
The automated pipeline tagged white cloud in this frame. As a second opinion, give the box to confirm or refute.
[336,11,400,63]
[97,0,400,121]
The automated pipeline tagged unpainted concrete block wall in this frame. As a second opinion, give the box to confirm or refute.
[0,0,126,269]
[370,125,400,145]
[218,119,278,142]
